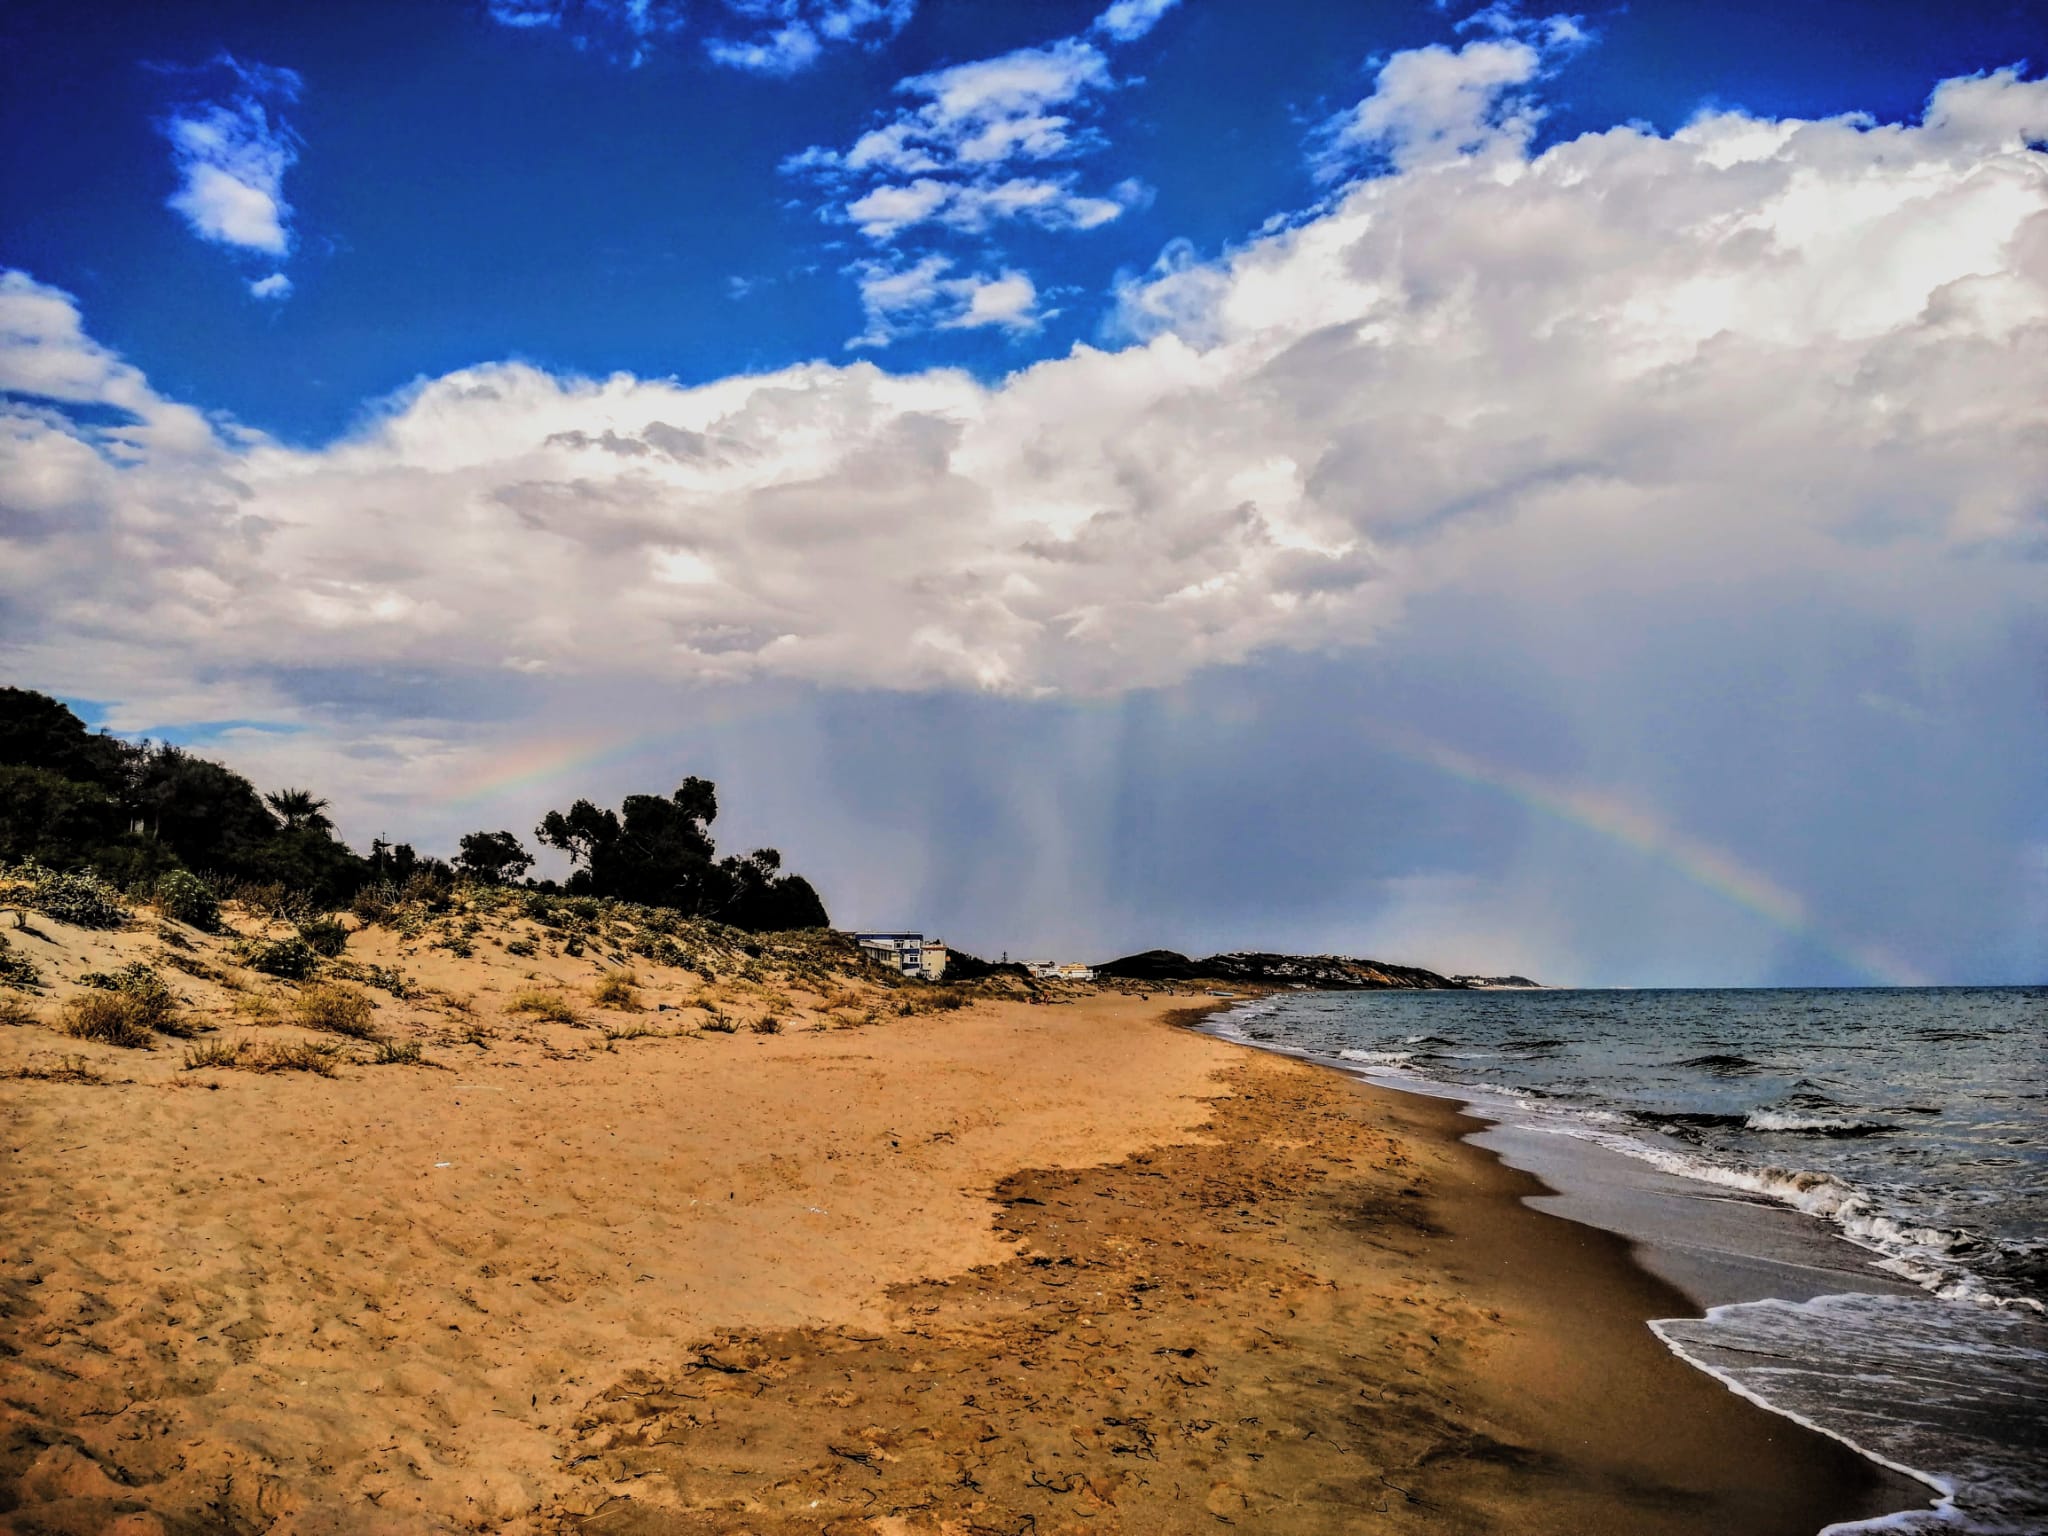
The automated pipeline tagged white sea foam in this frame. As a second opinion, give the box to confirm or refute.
[1746,1108,1894,1134]
[1654,1294,2048,1535]
[1338,1048,1414,1065]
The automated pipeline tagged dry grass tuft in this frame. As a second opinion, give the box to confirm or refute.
[183,1037,247,1070]
[750,1014,783,1035]
[507,991,581,1026]
[701,1009,737,1034]
[5,1053,107,1084]
[251,1039,344,1076]
[367,1039,429,1066]
[0,994,39,1028]
[232,993,282,1025]
[62,992,157,1049]
[592,971,642,1011]
[291,983,380,1040]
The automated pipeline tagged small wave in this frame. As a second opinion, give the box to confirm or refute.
[1402,1033,1455,1047]
[1338,1048,1414,1066]
[1672,1052,1765,1071]
[1635,1109,1749,1130]
[1747,1110,1895,1136]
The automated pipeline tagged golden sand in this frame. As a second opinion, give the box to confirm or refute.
[0,906,1910,1533]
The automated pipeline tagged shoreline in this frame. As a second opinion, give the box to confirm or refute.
[545,999,1919,1533]
[2,979,1925,1532]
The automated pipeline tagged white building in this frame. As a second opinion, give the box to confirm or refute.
[1024,961,1095,982]
[856,932,949,981]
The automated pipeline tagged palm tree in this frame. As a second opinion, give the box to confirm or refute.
[265,788,333,834]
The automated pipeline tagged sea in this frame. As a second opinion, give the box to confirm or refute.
[1202,986,2046,1535]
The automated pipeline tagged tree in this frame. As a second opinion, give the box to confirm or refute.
[455,830,534,885]
[0,764,125,868]
[265,788,334,834]
[133,746,279,872]
[535,777,827,929]
[0,686,133,792]
[718,848,829,931]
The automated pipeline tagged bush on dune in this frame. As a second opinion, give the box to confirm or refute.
[77,962,188,1034]
[506,991,581,1025]
[246,936,319,981]
[298,915,349,957]
[292,983,380,1040]
[154,870,220,932]
[62,992,158,1049]
[592,971,641,1011]
[0,935,42,992]
[9,862,127,930]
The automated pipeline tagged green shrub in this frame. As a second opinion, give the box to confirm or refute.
[77,962,184,1032]
[247,936,318,980]
[367,1039,426,1066]
[505,936,537,958]
[351,881,399,925]
[155,870,220,932]
[62,992,156,1048]
[292,983,379,1039]
[14,862,127,929]
[0,935,41,991]
[632,935,692,968]
[298,915,349,958]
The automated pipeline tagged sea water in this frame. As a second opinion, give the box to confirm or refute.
[1204,987,2045,1534]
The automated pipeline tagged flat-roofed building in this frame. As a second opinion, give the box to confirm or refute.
[856,932,949,981]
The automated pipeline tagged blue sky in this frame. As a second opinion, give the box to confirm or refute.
[2,0,2045,983]
[5,0,2040,440]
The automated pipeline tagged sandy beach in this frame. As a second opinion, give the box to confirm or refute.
[0,905,1915,1534]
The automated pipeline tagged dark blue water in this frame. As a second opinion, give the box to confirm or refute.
[1206,987,2046,1534]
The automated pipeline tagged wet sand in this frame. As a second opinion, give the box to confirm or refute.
[0,926,1919,1534]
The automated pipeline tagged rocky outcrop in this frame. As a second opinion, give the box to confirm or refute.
[1095,949,1469,990]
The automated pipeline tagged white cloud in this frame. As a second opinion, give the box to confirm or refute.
[796,37,1116,183]
[483,0,909,72]
[6,66,2045,720]
[1312,33,1547,179]
[248,273,293,301]
[1093,0,1181,44]
[844,174,1130,238]
[848,255,1043,344]
[158,58,302,258]
[785,32,1140,329]
[707,0,914,75]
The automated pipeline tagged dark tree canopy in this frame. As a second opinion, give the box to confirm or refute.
[1,688,828,930]
[0,691,372,903]
[0,686,131,792]
[536,778,829,931]
[455,829,534,885]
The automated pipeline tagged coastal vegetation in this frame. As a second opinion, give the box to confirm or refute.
[0,685,831,935]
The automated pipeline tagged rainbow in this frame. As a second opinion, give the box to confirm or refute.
[436,727,675,813]
[1364,724,1926,987]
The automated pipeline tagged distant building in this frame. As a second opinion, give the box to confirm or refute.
[856,932,949,981]
[1024,961,1096,982]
